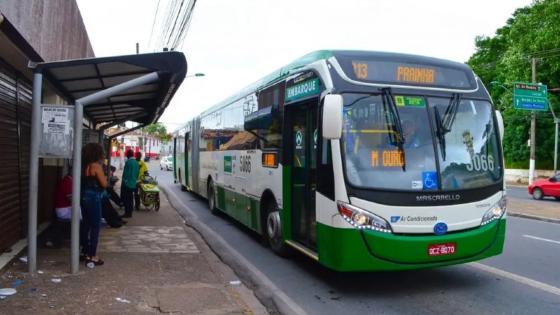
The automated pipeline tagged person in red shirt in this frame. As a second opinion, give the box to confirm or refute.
[46,171,73,248]
[55,174,73,219]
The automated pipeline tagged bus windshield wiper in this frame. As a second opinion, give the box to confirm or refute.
[381,88,406,171]
[435,93,461,161]
[434,106,447,160]
[442,93,461,134]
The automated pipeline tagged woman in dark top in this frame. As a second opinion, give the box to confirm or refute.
[81,143,108,268]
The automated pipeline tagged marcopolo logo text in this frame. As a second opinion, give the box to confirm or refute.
[416,194,460,202]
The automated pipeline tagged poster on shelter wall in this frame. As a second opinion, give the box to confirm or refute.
[40,105,74,158]
[42,107,70,135]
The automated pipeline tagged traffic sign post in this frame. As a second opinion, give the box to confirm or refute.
[513,82,548,111]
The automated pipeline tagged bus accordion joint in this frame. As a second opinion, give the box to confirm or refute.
[262,152,278,168]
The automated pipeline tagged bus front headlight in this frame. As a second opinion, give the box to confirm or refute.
[481,196,507,226]
[337,201,393,233]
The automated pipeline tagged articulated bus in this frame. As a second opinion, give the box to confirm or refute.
[173,50,506,271]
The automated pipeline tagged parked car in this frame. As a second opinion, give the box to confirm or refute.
[160,156,173,171]
[528,173,560,200]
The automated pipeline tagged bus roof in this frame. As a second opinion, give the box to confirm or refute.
[176,50,474,131]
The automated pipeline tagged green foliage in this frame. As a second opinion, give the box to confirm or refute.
[143,122,172,142]
[467,0,560,169]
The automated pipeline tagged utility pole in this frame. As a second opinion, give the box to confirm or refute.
[136,42,139,54]
[529,57,537,185]
[555,117,559,173]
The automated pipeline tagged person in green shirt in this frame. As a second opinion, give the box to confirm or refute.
[134,151,148,210]
[120,149,139,218]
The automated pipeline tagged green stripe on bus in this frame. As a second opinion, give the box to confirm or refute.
[316,219,506,271]
[216,185,261,233]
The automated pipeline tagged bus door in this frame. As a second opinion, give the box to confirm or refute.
[285,102,317,249]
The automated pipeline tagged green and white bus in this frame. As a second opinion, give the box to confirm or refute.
[173,50,506,271]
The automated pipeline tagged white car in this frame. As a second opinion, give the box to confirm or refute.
[160,156,173,171]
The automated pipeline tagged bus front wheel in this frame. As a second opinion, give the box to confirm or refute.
[265,201,290,257]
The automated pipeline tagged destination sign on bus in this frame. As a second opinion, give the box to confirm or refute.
[339,57,476,90]
[371,149,404,168]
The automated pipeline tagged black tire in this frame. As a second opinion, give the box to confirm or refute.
[178,171,187,191]
[265,200,291,257]
[555,196,560,201]
[207,180,219,214]
[532,188,544,200]
[155,195,160,212]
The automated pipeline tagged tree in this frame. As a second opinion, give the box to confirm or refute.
[143,122,167,138]
[143,122,172,146]
[467,0,560,169]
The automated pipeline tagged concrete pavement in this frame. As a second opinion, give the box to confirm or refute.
[0,181,268,314]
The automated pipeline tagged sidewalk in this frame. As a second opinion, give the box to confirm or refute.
[0,184,268,314]
[507,198,560,222]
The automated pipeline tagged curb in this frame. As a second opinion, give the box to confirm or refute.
[508,212,560,224]
[160,183,307,315]
[506,183,528,188]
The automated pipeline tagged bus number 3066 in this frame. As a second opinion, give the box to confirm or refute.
[466,154,494,172]
[240,155,251,173]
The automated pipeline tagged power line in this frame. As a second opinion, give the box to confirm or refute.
[172,0,197,50]
[165,0,186,48]
[149,0,197,51]
[147,0,161,50]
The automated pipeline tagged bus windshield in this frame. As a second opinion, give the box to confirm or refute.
[341,93,501,191]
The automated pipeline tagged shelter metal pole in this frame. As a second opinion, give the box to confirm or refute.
[27,73,42,273]
[77,72,159,106]
[71,101,83,274]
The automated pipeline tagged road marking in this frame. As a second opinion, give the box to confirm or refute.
[523,234,560,245]
[469,262,560,297]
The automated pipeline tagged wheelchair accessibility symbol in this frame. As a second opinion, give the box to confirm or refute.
[422,171,438,190]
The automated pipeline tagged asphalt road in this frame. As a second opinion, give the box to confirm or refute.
[507,185,560,205]
[151,165,560,315]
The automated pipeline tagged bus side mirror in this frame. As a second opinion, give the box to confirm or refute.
[495,110,504,142]
[322,94,343,139]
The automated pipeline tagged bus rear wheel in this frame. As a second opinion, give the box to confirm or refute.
[207,180,218,214]
[178,170,187,191]
[265,201,290,257]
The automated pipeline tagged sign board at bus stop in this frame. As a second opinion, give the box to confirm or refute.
[39,105,74,158]
[513,82,548,111]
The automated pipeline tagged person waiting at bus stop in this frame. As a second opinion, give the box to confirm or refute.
[134,151,148,211]
[121,149,139,218]
[81,143,108,267]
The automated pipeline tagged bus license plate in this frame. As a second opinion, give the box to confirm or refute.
[428,243,456,256]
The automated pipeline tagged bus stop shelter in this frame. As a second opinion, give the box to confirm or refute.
[28,52,187,274]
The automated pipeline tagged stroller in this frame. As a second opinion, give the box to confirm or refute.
[139,174,160,211]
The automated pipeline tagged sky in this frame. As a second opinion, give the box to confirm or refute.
[76,0,534,132]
